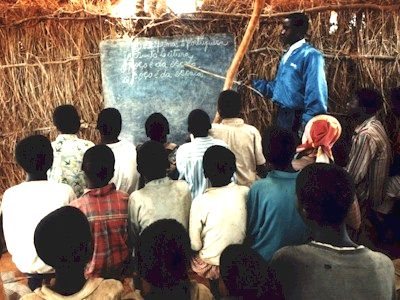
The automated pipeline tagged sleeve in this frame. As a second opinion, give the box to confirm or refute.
[175,147,185,180]
[252,79,276,98]
[189,198,204,251]
[346,133,376,185]
[254,129,266,165]
[302,51,328,124]
[127,195,141,250]
[1,194,16,257]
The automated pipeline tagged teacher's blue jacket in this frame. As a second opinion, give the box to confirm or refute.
[252,43,328,128]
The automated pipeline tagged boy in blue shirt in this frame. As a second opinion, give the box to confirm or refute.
[246,126,309,262]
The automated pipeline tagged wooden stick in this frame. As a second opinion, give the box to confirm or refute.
[184,64,264,97]
[191,4,400,19]
[213,0,265,123]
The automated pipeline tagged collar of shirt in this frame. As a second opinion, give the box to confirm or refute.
[282,38,306,64]
[204,182,236,193]
[82,183,116,197]
[145,176,171,187]
[55,134,79,142]
[267,170,299,179]
[221,118,245,126]
[192,136,214,143]
[354,115,377,135]
[311,241,365,251]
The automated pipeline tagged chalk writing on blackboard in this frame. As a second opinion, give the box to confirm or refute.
[100,34,235,145]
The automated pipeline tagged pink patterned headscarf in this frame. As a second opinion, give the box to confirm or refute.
[296,115,342,163]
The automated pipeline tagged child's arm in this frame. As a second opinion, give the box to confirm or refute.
[189,198,204,252]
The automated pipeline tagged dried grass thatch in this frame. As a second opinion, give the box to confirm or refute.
[0,0,399,195]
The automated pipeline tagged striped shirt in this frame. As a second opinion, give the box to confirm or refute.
[70,183,130,278]
[346,116,391,209]
[176,136,228,199]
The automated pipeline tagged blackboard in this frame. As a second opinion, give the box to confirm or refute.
[100,34,235,145]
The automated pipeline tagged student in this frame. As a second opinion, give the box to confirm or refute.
[128,141,191,248]
[48,105,94,196]
[292,115,361,230]
[269,163,396,300]
[145,112,178,179]
[176,109,228,199]
[70,145,130,279]
[246,127,309,262]
[190,145,248,279]
[220,244,269,300]
[21,206,124,299]
[97,107,139,194]
[127,219,213,300]
[346,89,391,214]
[210,90,266,187]
[2,135,76,291]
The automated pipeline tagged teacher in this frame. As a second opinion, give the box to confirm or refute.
[252,13,328,135]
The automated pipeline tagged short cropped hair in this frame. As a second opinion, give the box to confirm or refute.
[145,113,170,141]
[262,126,296,170]
[82,145,115,185]
[96,108,122,137]
[218,90,242,119]
[15,135,53,173]
[137,140,169,178]
[220,244,269,299]
[34,206,93,269]
[203,145,236,180]
[137,219,191,289]
[287,13,309,36]
[188,109,211,136]
[355,88,383,115]
[53,105,80,134]
[296,163,355,226]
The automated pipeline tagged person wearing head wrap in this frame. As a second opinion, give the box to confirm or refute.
[21,206,123,300]
[291,115,361,230]
[292,114,342,170]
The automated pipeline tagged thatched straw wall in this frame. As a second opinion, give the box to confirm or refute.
[0,1,399,196]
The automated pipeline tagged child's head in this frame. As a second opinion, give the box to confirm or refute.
[15,135,54,175]
[203,145,236,187]
[137,140,169,182]
[351,88,383,117]
[390,86,400,117]
[145,113,170,143]
[220,244,269,299]
[187,109,211,137]
[96,108,122,139]
[137,219,191,290]
[53,105,81,134]
[296,163,355,228]
[82,145,115,188]
[34,206,93,271]
[218,90,242,119]
[263,126,296,170]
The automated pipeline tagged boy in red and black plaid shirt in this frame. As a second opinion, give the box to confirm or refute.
[70,145,131,279]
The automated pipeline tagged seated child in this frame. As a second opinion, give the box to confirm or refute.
[176,109,227,199]
[97,107,139,194]
[128,141,191,248]
[70,145,130,279]
[2,135,75,291]
[246,126,309,262]
[210,90,266,187]
[129,219,213,300]
[190,145,248,279]
[269,163,396,300]
[21,206,123,299]
[220,244,269,300]
[48,105,94,196]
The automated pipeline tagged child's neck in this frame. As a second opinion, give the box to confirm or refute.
[274,164,297,173]
[51,267,87,296]
[210,179,231,188]
[312,223,358,248]
[101,136,120,145]
[145,174,166,183]
[26,173,47,181]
